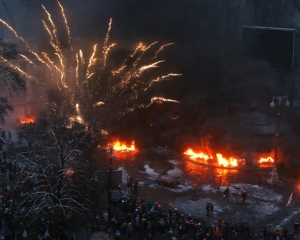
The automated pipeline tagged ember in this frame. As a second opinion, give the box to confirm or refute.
[65,168,74,176]
[171,116,179,120]
[111,140,136,152]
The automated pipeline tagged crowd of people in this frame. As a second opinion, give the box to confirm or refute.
[0,144,300,240]
[100,192,300,240]
[93,183,299,240]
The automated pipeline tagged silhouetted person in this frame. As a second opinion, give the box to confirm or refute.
[133,178,138,193]
[223,187,229,202]
[206,202,210,217]
[209,202,214,218]
[241,190,247,204]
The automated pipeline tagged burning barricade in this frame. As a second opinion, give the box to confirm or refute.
[184,148,274,168]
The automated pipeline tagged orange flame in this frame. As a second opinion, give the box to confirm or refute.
[184,148,274,168]
[258,156,274,168]
[258,157,274,164]
[216,153,239,167]
[111,140,135,152]
[184,148,212,160]
[21,116,35,124]
[184,148,245,168]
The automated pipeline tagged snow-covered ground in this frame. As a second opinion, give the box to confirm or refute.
[116,151,300,234]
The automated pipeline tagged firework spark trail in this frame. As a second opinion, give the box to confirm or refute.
[153,42,175,59]
[106,41,178,109]
[76,50,88,100]
[86,44,98,80]
[103,42,116,67]
[109,43,145,80]
[42,5,67,87]
[0,18,51,70]
[135,60,165,77]
[111,65,126,76]
[42,19,65,84]
[99,18,113,70]
[57,0,72,49]
[42,52,68,90]
[75,53,79,85]
[143,73,182,91]
[129,97,180,111]
[41,5,63,59]
[42,53,64,82]
[118,42,159,88]
[19,54,36,67]
[0,56,36,81]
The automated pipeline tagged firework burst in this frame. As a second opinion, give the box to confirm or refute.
[0,1,181,124]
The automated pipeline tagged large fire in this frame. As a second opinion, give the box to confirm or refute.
[111,140,136,152]
[184,148,274,168]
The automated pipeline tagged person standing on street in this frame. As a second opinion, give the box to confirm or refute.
[133,178,139,193]
[223,187,230,202]
[126,177,132,194]
[209,202,214,218]
[241,190,247,204]
[206,202,210,217]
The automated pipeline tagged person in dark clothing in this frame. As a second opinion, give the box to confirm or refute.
[209,202,214,218]
[241,190,247,204]
[129,176,133,192]
[133,178,139,193]
[223,187,230,202]
[206,202,210,217]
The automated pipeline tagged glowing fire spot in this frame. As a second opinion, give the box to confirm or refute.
[258,157,274,164]
[111,140,135,152]
[65,168,74,176]
[184,148,212,160]
[258,156,274,168]
[21,117,35,124]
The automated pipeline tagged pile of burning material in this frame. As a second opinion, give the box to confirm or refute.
[109,140,136,152]
[184,148,274,169]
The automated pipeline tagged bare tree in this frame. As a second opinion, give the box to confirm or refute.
[0,39,27,124]
[12,97,97,237]
[246,0,294,26]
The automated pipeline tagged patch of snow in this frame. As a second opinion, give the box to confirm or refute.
[167,167,183,177]
[167,159,182,165]
[143,164,159,178]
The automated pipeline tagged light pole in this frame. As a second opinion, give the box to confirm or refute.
[107,143,116,221]
[269,96,290,184]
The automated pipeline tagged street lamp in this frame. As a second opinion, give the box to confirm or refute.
[269,96,290,184]
[107,143,116,221]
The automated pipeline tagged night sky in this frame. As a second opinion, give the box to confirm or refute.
[1,0,300,124]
